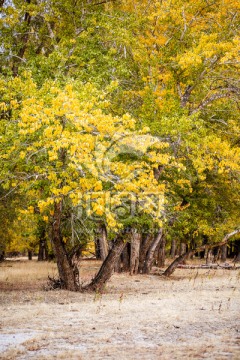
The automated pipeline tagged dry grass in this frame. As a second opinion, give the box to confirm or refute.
[0,259,57,291]
[0,258,102,291]
[0,259,240,359]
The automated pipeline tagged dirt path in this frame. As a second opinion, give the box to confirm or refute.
[0,263,240,359]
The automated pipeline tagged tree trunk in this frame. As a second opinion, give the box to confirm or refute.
[122,243,130,272]
[163,251,192,277]
[206,249,213,264]
[130,230,141,275]
[157,235,166,268]
[170,239,176,258]
[94,239,101,259]
[52,201,80,291]
[234,251,240,263]
[188,240,195,259]
[175,244,180,256]
[84,234,126,292]
[138,234,152,273]
[220,244,227,262]
[38,239,48,261]
[114,255,122,273]
[0,251,5,262]
[38,225,48,261]
[180,242,186,255]
[28,250,33,260]
[98,224,108,261]
[213,246,220,263]
[232,240,240,262]
[143,229,163,274]
[180,242,187,264]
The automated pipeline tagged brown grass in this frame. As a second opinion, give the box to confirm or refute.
[0,259,240,359]
[0,258,103,291]
[0,259,57,291]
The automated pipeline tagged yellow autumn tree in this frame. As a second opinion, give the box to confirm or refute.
[1,73,169,290]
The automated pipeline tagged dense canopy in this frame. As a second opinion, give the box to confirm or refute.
[0,0,239,289]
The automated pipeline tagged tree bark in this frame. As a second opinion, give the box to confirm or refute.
[0,251,5,262]
[114,255,122,273]
[52,201,80,291]
[233,241,240,263]
[38,238,48,261]
[234,251,240,263]
[213,247,220,263]
[170,239,176,258]
[138,234,152,273]
[206,249,213,264]
[84,233,126,292]
[163,251,191,277]
[157,235,166,268]
[143,229,163,274]
[94,238,101,259]
[28,250,33,260]
[38,225,48,261]
[180,242,187,264]
[163,229,240,277]
[98,224,108,261]
[180,242,186,255]
[122,243,130,272]
[220,244,227,262]
[130,230,141,275]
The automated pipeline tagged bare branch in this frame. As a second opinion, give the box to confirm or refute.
[191,85,239,114]
[91,0,117,6]
[191,93,229,114]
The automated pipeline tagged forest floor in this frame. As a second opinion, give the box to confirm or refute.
[0,259,240,360]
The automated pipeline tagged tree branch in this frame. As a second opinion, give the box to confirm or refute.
[191,92,232,114]
[92,0,117,6]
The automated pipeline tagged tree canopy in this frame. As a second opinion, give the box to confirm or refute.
[0,0,239,288]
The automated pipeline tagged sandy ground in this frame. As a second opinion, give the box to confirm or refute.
[0,260,240,359]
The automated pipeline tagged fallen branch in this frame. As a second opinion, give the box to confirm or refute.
[163,229,240,277]
[177,263,240,270]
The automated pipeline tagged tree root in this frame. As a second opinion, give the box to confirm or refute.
[44,275,65,290]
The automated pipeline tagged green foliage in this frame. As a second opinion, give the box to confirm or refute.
[0,0,239,254]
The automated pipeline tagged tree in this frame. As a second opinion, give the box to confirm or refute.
[1,74,168,290]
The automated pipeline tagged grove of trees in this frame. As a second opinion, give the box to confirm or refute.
[0,0,239,290]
